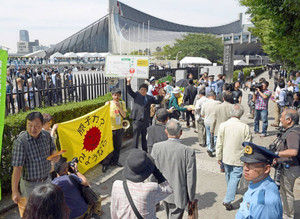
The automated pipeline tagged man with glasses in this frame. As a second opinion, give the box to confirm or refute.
[236,142,282,219]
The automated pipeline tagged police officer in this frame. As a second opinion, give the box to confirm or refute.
[236,142,283,219]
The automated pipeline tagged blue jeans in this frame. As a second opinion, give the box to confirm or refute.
[254,109,268,134]
[205,125,216,152]
[224,164,243,203]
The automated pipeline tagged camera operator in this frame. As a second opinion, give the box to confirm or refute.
[52,157,101,219]
[253,80,272,137]
[274,109,300,219]
[271,80,286,128]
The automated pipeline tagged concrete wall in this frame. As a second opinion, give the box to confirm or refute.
[200,66,223,76]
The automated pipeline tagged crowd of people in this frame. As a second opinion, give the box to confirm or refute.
[7,57,104,66]
[9,68,300,219]
[6,65,104,113]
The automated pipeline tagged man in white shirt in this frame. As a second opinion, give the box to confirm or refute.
[201,91,221,157]
[216,104,252,210]
[147,77,156,96]
[195,89,208,147]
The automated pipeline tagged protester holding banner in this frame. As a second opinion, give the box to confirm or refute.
[126,77,163,152]
[11,112,60,214]
[101,88,127,172]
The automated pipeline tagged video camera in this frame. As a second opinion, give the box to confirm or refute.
[268,126,285,189]
[255,83,263,91]
[68,157,79,173]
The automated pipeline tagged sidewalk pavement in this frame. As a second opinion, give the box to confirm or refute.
[1,70,300,218]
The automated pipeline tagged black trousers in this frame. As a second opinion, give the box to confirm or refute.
[186,111,195,125]
[102,128,124,165]
[132,120,148,152]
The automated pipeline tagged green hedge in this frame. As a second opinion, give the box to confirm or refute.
[1,93,113,193]
[233,66,265,81]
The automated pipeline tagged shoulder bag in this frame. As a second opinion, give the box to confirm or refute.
[69,175,98,205]
[123,180,143,219]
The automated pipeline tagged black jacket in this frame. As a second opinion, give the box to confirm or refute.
[183,85,197,105]
[127,85,163,123]
[147,123,168,154]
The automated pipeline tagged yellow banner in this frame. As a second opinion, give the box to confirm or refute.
[57,104,113,173]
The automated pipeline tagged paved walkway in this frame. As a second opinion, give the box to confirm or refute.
[1,70,300,218]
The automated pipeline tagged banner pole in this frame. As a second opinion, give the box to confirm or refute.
[0,49,8,200]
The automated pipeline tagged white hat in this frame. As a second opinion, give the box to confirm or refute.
[173,87,181,94]
[149,76,155,82]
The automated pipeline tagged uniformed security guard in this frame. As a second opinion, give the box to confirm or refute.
[235,142,283,219]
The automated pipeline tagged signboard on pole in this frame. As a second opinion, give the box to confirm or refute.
[105,55,149,78]
[0,49,8,200]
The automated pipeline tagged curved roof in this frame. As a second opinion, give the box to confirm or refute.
[118,2,242,35]
[46,16,109,56]
[46,1,243,56]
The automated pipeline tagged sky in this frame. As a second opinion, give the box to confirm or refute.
[0,0,249,53]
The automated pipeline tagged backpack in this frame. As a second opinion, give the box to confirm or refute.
[284,91,294,107]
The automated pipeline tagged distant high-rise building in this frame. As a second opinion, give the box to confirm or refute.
[19,30,29,42]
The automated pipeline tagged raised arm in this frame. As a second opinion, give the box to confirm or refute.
[126,77,137,99]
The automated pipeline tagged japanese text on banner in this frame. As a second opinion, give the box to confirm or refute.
[57,104,113,173]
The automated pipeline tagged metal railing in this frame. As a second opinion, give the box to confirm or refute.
[5,72,108,116]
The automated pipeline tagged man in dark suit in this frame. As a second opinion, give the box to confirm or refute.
[184,79,197,128]
[127,77,163,152]
[147,108,169,154]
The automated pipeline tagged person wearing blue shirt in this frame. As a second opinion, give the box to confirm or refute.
[215,74,225,95]
[208,75,217,93]
[236,142,283,219]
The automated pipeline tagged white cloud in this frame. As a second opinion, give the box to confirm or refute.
[0,0,247,52]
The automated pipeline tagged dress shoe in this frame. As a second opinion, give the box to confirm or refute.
[220,168,225,173]
[207,150,215,157]
[192,122,196,128]
[194,130,198,133]
[113,162,123,167]
[102,165,109,173]
[186,124,190,128]
[223,202,233,211]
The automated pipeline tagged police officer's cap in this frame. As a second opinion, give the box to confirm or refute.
[208,75,215,78]
[240,142,279,164]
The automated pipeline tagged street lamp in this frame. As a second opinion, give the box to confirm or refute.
[256,54,262,65]
[176,51,182,68]
[119,24,127,55]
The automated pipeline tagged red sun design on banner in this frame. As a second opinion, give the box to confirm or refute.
[129,68,135,74]
[83,127,101,152]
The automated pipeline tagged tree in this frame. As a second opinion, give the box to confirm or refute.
[151,34,223,62]
[169,33,223,62]
[240,0,300,68]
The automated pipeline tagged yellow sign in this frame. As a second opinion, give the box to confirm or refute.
[137,59,148,67]
[57,104,113,173]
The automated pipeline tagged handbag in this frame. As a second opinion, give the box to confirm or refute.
[123,180,143,219]
[69,175,98,205]
[188,199,198,219]
[169,110,181,120]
